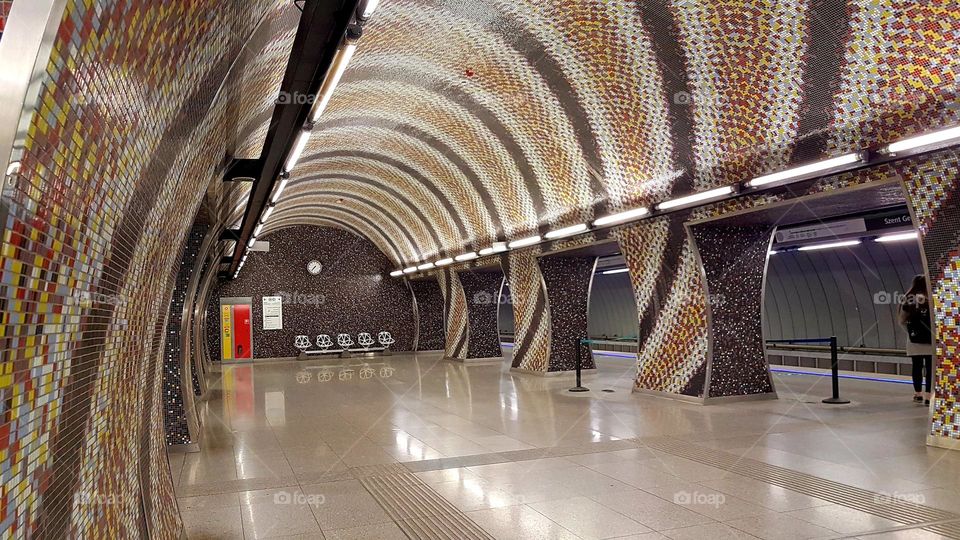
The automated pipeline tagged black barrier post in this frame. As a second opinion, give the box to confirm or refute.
[821,336,850,404]
[569,338,589,392]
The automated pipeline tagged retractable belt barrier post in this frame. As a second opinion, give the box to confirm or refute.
[569,337,589,393]
[767,336,849,404]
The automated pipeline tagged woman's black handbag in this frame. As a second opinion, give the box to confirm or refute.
[907,306,932,344]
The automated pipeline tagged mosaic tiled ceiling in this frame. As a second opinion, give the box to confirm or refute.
[272,0,960,267]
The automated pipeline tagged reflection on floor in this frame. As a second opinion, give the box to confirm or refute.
[171,352,960,539]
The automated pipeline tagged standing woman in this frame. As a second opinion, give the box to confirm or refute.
[899,275,934,405]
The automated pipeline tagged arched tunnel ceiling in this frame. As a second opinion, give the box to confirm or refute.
[271,0,960,266]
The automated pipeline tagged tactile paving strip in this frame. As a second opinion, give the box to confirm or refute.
[640,437,960,538]
[356,464,493,539]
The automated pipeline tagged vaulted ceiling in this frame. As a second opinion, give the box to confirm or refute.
[263,0,960,266]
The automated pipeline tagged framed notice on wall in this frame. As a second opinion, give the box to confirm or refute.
[262,296,283,330]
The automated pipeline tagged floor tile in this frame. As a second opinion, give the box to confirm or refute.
[182,506,244,539]
[468,505,581,540]
[528,496,652,539]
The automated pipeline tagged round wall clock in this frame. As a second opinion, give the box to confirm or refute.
[307,260,323,275]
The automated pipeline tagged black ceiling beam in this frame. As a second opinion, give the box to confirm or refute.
[227,0,360,276]
[220,229,241,242]
[224,158,263,182]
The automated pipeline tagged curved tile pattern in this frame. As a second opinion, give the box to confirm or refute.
[438,268,469,359]
[504,250,552,372]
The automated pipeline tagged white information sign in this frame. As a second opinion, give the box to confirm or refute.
[262,296,283,330]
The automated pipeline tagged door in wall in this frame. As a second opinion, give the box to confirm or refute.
[220,297,253,361]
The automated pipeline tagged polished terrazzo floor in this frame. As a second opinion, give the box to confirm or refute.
[171,351,960,539]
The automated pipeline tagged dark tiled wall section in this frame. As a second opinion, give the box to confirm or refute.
[539,257,596,371]
[162,222,207,445]
[690,224,775,397]
[207,226,415,359]
[410,278,445,351]
[458,269,504,359]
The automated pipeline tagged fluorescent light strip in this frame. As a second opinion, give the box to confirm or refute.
[601,268,630,275]
[593,207,650,227]
[403,266,417,274]
[886,125,960,154]
[309,43,358,123]
[508,235,541,249]
[544,223,588,239]
[435,258,454,266]
[768,250,779,255]
[254,223,264,236]
[747,153,862,188]
[455,252,478,261]
[875,231,918,243]
[271,177,289,204]
[797,239,861,252]
[247,236,257,248]
[478,242,508,256]
[656,186,734,211]
[360,0,380,18]
[417,262,435,270]
[389,270,403,277]
[262,205,275,223]
[284,130,311,172]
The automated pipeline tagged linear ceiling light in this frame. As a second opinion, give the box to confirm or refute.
[254,222,264,237]
[435,258,454,266]
[886,125,960,155]
[544,223,588,239]
[454,252,478,261]
[797,239,861,252]
[601,268,630,275]
[271,177,289,204]
[360,0,381,18]
[508,235,541,249]
[593,207,650,227]
[247,236,257,248]
[478,242,508,256]
[417,262,435,270]
[309,42,358,123]
[656,186,734,211]
[875,231,918,243]
[389,270,403,277]
[261,205,275,223]
[403,266,417,274]
[284,129,312,172]
[746,153,862,188]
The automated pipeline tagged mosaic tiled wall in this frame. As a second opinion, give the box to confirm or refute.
[503,250,552,372]
[458,270,504,359]
[899,148,960,446]
[162,222,208,446]
[0,0,294,536]
[690,224,775,398]
[615,218,709,396]
[207,226,415,359]
[437,268,468,359]
[410,278,445,351]
[539,257,596,371]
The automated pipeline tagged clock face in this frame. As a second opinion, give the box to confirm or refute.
[307,260,323,275]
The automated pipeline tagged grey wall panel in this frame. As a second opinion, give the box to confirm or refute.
[587,273,640,339]
[764,239,923,349]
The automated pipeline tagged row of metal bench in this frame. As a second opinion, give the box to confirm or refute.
[294,332,395,356]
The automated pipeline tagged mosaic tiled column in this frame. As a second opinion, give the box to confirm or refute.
[900,148,960,449]
[458,269,504,360]
[504,250,553,373]
[690,224,776,398]
[539,256,597,371]
[410,278,445,351]
[615,218,709,397]
[437,268,468,360]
